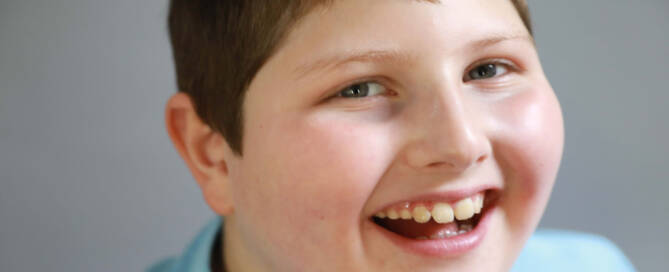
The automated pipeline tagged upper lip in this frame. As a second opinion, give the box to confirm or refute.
[370,184,500,216]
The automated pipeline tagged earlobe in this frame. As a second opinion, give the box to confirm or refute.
[165,92,235,215]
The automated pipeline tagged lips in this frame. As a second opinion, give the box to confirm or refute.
[369,189,500,256]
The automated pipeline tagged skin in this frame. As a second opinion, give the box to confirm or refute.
[166,0,564,271]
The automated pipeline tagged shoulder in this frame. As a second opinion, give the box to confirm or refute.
[512,229,636,272]
[147,258,178,272]
[147,217,223,272]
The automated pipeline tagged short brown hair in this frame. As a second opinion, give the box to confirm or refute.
[167,0,532,156]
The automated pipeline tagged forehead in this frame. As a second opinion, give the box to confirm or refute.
[245,0,531,105]
[274,0,526,74]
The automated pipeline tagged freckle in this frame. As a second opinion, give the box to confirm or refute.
[319,216,325,220]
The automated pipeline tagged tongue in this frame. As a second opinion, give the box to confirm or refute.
[375,218,459,239]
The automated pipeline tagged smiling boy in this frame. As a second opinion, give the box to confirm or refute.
[152,0,635,271]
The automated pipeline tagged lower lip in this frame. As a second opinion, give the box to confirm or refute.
[371,205,496,257]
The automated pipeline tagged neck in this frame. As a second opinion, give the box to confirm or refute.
[223,216,271,272]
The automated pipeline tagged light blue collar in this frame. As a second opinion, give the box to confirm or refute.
[149,217,636,272]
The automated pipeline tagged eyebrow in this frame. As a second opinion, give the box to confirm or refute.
[292,32,533,78]
[293,49,413,79]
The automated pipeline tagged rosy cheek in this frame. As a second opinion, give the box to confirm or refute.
[243,113,395,234]
[492,86,564,206]
[287,120,392,213]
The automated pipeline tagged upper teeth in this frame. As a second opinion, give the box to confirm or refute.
[373,193,484,224]
[432,203,454,223]
[454,198,474,220]
[412,205,431,223]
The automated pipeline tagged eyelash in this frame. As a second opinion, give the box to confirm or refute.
[463,59,517,82]
[331,58,519,100]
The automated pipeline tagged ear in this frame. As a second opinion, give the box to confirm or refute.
[165,92,235,215]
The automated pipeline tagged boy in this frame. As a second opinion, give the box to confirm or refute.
[152,0,636,271]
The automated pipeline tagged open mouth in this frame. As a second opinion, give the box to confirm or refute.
[371,190,498,240]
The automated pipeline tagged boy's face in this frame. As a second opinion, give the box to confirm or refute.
[224,0,563,271]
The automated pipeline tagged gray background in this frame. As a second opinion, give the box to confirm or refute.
[0,0,667,271]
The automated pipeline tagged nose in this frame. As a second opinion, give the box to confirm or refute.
[402,86,491,173]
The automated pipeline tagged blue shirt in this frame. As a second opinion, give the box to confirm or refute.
[149,218,636,272]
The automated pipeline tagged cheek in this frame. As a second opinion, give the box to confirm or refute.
[235,112,395,252]
[274,117,394,220]
[492,86,564,220]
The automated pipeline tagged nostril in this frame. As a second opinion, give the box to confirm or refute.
[476,155,487,164]
[427,154,485,169]
[427,162,448,168]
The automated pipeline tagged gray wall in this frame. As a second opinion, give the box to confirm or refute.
[0,0,666,271]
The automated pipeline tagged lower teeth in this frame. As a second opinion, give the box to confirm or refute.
[420,223,473,240]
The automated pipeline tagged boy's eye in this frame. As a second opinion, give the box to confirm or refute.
[336,82,387,98]
[464,62,510,81]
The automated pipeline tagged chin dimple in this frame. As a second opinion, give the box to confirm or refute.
[373,193,485,224]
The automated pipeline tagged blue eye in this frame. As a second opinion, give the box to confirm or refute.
[337,82,387,98]
[466,62,509,81]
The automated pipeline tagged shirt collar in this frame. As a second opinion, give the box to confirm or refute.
[173,217,222,272]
